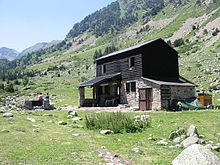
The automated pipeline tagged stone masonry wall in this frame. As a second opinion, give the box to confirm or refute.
[120,79,162,110]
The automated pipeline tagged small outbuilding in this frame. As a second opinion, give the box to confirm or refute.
[79,38,195,110]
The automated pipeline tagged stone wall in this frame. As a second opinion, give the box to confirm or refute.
[120,79,162,110]
[161,85,195,109]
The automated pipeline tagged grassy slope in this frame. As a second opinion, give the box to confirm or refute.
[1,110,220,164]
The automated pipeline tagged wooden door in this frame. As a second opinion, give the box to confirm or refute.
[139,88,153,111]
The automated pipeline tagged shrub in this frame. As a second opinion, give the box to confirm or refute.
[85,112,151,134]
[5,83,14,93]
[173,38,185,47]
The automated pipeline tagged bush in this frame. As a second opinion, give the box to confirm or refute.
[85,112,151,134]
[173,38,185,47]
[5,83,14,93]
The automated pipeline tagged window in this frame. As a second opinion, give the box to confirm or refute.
[129,57,135,68]
[126,81,136,93]
[102,64,106,74]
[131,82,136,92]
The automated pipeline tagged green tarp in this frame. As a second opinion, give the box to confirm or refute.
[181,98,206,110]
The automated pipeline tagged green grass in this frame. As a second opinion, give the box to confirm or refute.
[1,110,220,164]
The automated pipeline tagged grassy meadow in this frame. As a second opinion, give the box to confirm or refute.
[1,110,220,164]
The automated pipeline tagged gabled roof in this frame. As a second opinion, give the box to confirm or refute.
[96,38,175,61]
[79,73,121,87]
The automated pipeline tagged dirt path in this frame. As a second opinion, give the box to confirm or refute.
[98,147,132,165]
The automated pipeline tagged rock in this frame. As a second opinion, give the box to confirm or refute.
[72,133,80,137]
[42,114,53,117]
[187,125,199,137]
[180,134,187,140]
[181,136,199,148]
[27,117,36,122]
[69,111,78,117]
[176,128,186,136]
[205,144,213,150]
[67,115,73,118]
[131,147,141,154]
[100,130,113,135]
[0,129,9,133]
[172,144,220,165]
[198,138,205,144]
[169,131,178,140]
[58,121,67,125]
[2,112,13,117]
[212,145,220,152]
[72,117,82,121]
[156,139,168,145]
[173,137,182,143]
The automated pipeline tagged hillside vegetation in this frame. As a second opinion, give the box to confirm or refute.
[0,0,220,107]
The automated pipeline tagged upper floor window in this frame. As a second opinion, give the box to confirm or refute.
[102,64,106,74]
[129,57,135,68]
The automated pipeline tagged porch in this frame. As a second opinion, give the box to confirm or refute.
[79,73,121,107]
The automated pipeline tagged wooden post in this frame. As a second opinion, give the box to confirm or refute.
[79,87,85,107]
[92,86,96,107]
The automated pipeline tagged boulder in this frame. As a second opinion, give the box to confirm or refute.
[2,112,13,117]
[181,136,199,148]
[187,125,199,137]
[100,130,113,135]
[172,144,220,165]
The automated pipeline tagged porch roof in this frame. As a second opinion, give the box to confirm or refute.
[79,73,121,87]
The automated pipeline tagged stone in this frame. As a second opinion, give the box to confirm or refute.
[67,115,73,118]
[205,144,213,150]
[173,137,182,144]
[72,117,82,121]
[58,121,67,125]
[172,144,220,165]
[131,147,141,154]
[0,129,9,133]
[42,114,53,117]
[198,138,206,144]
[187,125,199,137]
[100,130,113,135]
[212,145,220,152]
[169,131,178,140]
[27,117,36,122]
[181,136,199,148]
[69,111,78,117]
[2,112,13,117]
[176,128,186,136]
[180,135,187,140]
[72,133,80,137]
[156,139,168,145]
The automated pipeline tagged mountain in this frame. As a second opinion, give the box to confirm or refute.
[1,0,220,106]
[0,47,19,61]
[19,40,61,57]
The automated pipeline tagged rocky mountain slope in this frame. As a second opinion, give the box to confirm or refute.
[1,0,220,106]
[0,47,19,61]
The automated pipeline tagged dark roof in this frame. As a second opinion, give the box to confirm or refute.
[79,73,121,87]
[96,38,174,61]
[141,77,195,87]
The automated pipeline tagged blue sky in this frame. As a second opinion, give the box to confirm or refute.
[0,0,115,52]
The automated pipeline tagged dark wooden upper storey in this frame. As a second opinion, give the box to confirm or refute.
[96,38,179,81]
